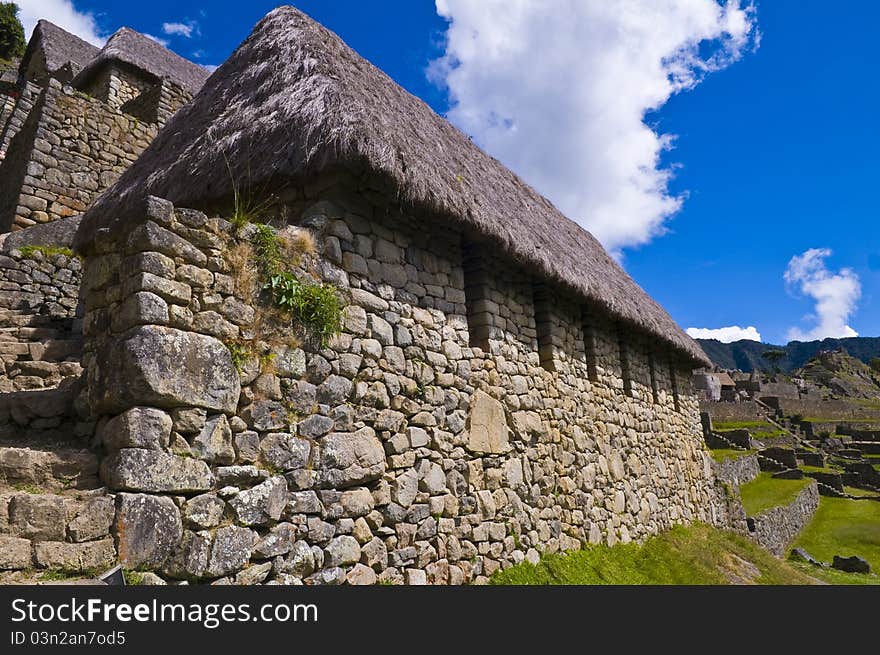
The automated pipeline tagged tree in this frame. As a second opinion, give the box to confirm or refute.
[762,348,786,374]
[0,2,25,62]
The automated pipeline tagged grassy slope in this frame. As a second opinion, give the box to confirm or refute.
[794,497,880,572]
[491,523,818,585]
[738,473,811,516]
[708,448,755,463]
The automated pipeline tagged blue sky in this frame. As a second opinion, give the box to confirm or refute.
[15,1,880,345]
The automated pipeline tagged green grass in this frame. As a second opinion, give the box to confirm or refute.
[709,448,755,463]
[11,482,43,494]
[793,496,880,577]
[713,421,770,430]
[123,569,146,585]
[800,465,840,474]
[713,421,786,439]
[490,523,818,585]
[18,245,75,260]
[738,472,812,516]
[843,486,879,498]
[38,567,100,582]
[790,563,880,585]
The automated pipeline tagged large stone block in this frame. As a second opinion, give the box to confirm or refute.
[162,530,212,580]
[318,428,385,488]
[101,406,172,451]
[0,536,32,570]
[229,476,288,526]
[90,326,240,414]
[8,493,66,541]
[67,496,115,543]
[191,415,235,465]
[101,449,214,493]
[465,390,510,455]
[114,493,182,569]
[34,539,116,572]
[206,526,257,578]
[126,220,206,266]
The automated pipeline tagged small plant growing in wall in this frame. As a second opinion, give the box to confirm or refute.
[18,245,76,260]
[225,214,343,356]
[265,271,342,347]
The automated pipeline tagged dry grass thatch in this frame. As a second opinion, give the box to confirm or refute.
[76,5,709,366]
[19,19,99,79]
[73,27,210,95]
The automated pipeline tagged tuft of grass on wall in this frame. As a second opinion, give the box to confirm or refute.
[264,271,342,347]
[18,245,75,260]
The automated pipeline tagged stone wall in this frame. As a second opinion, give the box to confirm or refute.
[746,480,819,557]
[82,65,153,111]
[77,186,725,585]
[712,453,760,487]
[700,400,762,423]
[777,398,880,421]
[0,79,159,232]
[0,246,83,393]
[0,81,40,159]
[120,80,191,126]
[0,489,116,576]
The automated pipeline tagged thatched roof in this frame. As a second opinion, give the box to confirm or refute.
[72,27,209,94]
[19,20,99,80]
[75,6,709,366]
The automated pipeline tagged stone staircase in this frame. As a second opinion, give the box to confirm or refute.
[0,372,111,582]
[0,307,82,392]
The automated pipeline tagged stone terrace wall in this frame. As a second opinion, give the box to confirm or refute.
[0,79,159,232]
[777,398,880,421]
[746,481,819,557]
[700,400,763,424]
[0,247,82,392]
[79,188,725,585]
[712,453,760,487]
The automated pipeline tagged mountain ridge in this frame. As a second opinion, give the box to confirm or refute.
[696,336,880,372]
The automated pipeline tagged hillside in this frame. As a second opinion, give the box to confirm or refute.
[697,336,880,372]
[795,349,880,399]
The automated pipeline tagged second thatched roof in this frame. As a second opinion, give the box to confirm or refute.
[19,19,99,80]
[72,27,210,95]
[76,5,709,366]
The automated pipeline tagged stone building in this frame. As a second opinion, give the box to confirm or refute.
[0,20,209,232]
[0,7,732,584]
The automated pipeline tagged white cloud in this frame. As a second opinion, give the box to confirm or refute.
[431,0,758,254]
[202,64,219,73]
[16,0,105,46]
[143,34,169,47]
[686,326,762,343]
[162,21,198,38]
[785,248,861,341]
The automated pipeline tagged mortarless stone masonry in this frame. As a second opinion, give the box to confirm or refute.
[0,79,160,232]
[77,189,733,584]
